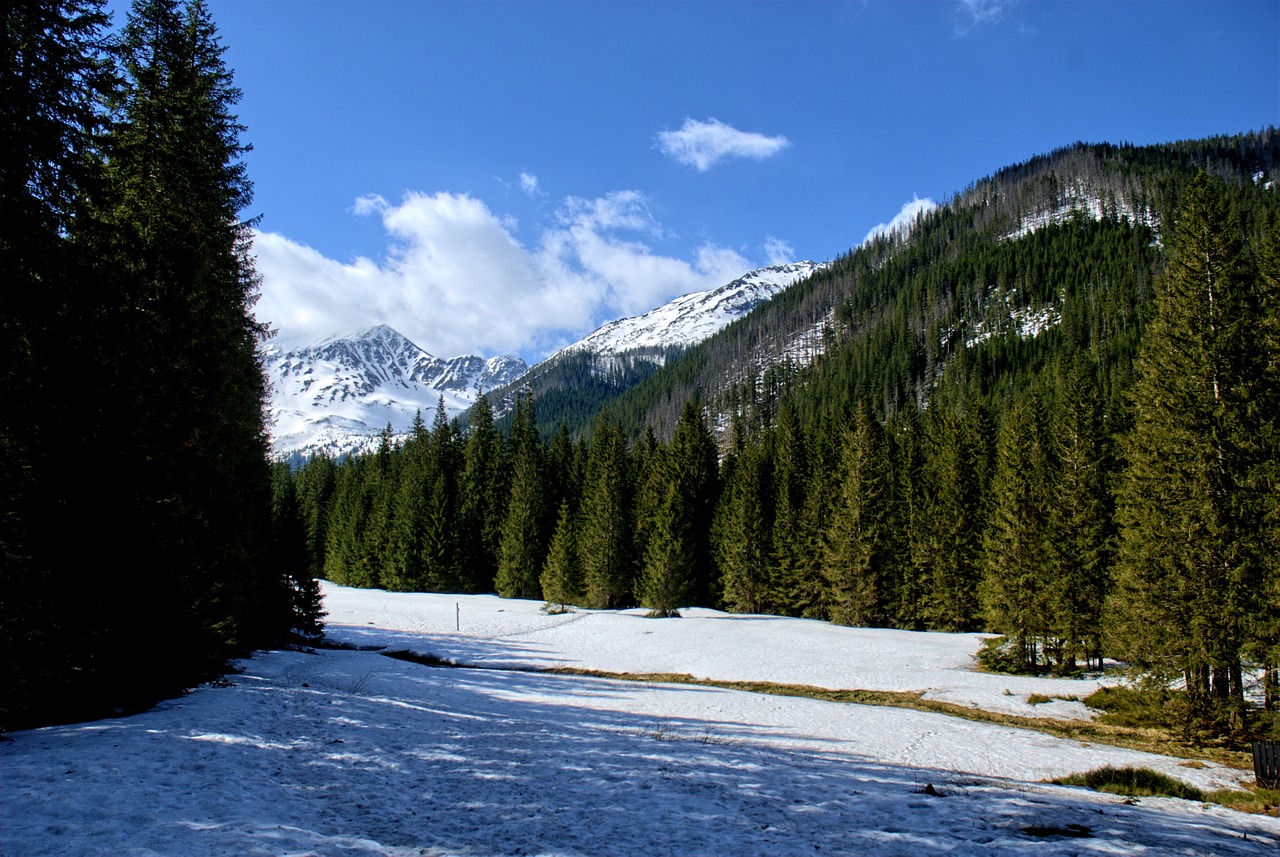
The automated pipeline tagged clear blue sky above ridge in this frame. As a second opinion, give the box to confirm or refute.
[105,0,1280,363]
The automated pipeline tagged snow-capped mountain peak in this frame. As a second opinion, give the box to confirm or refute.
[264,326,526,460]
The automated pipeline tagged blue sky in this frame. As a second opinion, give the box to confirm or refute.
[111,0,1279,362]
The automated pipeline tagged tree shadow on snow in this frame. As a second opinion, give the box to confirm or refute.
[2,645,1277,857]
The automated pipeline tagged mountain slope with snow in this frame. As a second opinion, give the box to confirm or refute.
[553,261,825,358]
[265,325,525,459]
[481,261,827,429]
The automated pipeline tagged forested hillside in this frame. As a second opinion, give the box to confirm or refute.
[1,0,320,731]
[292,131,1280,740]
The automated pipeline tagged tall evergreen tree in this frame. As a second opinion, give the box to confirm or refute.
[294,452,336,579]
[823,405,892,627]
[917,407,983,631]
[980,395,1054,670]
[2,0,308,727]
[768,401,812,615]
[269,462,324,638]
[495,392,547,599]
[1109,173,1271,728]
[1,0,113,728]
[578,412,635,608]
[889,406,930,630]
[459,393,506,591]
[541,499,582,612]
[715,437,773,614]
[1046,357,1114,671]
[666,399,720,606]
[386,412,431,591]
[637,461,695,618]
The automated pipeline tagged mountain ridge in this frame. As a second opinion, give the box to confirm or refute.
[266,262,827,457]
[264,325,526,460]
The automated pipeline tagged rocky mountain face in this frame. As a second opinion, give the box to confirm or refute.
[264,325,525,460]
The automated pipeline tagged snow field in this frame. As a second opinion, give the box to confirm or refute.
[2,583,1277,856]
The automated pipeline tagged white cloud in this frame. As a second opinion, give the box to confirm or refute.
[956,0,1010,33]
[763,235,795,265]
[253,190,753,361]
[656,118,791,172]
[519,172,539,196]
[862,196,938,245]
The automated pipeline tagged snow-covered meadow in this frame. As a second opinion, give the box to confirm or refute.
[2,583,1277,855]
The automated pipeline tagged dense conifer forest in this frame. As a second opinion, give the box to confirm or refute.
[1,0,320,731]
[293,133,1280,740]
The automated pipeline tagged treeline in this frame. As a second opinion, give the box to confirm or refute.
[293,172,1279,737]
[2,0,320,730]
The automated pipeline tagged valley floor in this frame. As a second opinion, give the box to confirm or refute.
[2,583,1277,855]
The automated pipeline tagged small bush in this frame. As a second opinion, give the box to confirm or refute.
[977,636,1036,675]
[1054,766,1204,801]
[1027,693,1053,706]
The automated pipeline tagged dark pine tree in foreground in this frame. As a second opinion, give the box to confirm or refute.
[1,0,114,729]
[2,0,319,730]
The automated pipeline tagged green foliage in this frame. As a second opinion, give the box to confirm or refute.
[980,395,1054,669]
[578,412,635,608]
[1,0,309,729]
[1052,766,1205,802]
[1108,173,1277,728]
[715,430,773,614]
[495,393,547,599]
[823,404,892,626]
[541,500,582,611]
[975,636,1035,675]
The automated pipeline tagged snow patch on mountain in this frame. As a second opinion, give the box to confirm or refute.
[1001,180,1161,242]
[965,303,1062,349]
[264,325,526,460]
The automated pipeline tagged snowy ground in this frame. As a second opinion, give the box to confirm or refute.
[2,584,1277,856]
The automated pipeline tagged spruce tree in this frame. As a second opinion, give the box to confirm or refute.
[75,0,284,699]
[979,395,1054,671]
[269,462,324,638]
[495,392,547,599]
[1253,222,1280,711]
[890,406,930,630]
[667,399,720,606]
[823,405,891,627]
[578,412,635,608]
[541,500,582,612]
[1109,173,1270,728]
[386,412,431,591]
[294,452,336,579]
[637,466,694,618]
[917,407,982,631]
[459,393,506,591]
[1047,357,1113,671]
[1,0,113,728]
[715,437,773,614]
[768,401,811,615]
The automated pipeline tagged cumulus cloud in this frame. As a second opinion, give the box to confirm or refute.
[519,172,539,196]
[862,196,939,246]
[253,189,752,361]
[657,118,791,172]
